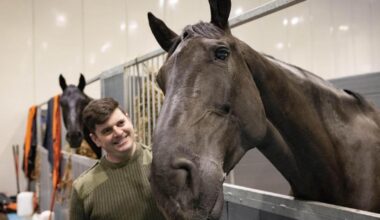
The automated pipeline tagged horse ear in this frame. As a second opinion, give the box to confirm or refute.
[59,74,67,91]
[209,0,231,30]
[147,12,179,52]
[78,73,86,91]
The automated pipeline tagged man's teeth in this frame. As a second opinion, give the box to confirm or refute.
[114,136,128,145]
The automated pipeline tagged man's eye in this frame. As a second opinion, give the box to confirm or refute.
[102,129,112,135]
[117,120,125,127]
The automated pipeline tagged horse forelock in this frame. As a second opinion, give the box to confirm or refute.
[61,85,90,102]
[185,22,225,39]
[166,22,226,57]
[60,85,91,127]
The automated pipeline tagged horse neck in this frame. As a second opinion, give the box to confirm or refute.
[238,40,349,199]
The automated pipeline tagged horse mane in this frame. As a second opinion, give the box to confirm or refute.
[343,89,368,105]
[261,54,376,111]
[262,53,326,82]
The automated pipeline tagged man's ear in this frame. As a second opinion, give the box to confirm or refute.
[90,133,101,148]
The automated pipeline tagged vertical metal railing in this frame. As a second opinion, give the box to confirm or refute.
[124,54,165,146]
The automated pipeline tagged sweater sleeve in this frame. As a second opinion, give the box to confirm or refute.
[69,188,86,220]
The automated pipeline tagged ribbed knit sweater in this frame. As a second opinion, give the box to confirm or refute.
[69,144,165,220]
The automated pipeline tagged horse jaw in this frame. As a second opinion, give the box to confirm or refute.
[223,144,247,174]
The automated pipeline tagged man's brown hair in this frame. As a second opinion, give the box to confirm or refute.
[82,97,121,133]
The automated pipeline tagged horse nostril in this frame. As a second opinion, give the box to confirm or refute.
[172,158,200,198]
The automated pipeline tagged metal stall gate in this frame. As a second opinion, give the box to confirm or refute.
[221,184,380,220]
[37,147,96,220]
[35,0,380,219]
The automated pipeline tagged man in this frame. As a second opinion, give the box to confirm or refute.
[69,97,165,220]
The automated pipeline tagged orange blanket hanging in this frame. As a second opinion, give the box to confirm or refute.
[23,105,37,179]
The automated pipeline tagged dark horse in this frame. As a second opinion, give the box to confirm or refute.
[147,0,380,219]
[59,74,101,159]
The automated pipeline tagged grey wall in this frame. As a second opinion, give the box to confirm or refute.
[331,72,380,107]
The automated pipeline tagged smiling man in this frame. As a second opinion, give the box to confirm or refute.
[69,97,165,220]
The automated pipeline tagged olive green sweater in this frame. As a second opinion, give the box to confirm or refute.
[69,144,165,220]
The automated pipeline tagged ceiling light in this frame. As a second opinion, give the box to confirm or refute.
[338,25,349,31]
[120,22,126,31]
[56,14,67,27]
[101,42,112,53]
[291,17,299,26]
[276,42,284,50]
[235,7,243,16]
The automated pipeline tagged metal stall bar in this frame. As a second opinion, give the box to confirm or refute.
[229,0,306,28]
[157,54,164,112]
[222,183,380,220]
[145,61,151,145]
[141,63,147,143]
[127,67,134,125]
[148,57,154,144]
[137,64,145,142]
[158,56,164,139]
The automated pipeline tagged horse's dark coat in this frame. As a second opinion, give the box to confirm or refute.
[59,74,101,158]
[147,0,380,219]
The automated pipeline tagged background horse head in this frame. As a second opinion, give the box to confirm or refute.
[59,74,101,158]
[148,0,380,219]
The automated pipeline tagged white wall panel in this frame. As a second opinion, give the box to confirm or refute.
[331,0,355,78]
[124,0,164,61]
[308,0,335,78]
[370,0,380,72]
[33,0,83,103]
[286,3,312,71]
[83,0,126,77]
[351,0,371,76]
[233,4,288,62]
[162,0,209,33]
[0,0,33,195]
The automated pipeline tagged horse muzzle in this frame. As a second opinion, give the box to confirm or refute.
[66,131,83,148]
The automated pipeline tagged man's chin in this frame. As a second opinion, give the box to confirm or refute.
[117,141,135,155]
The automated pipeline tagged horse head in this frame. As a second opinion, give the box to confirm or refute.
[59,74,91,149]
[148,0,268,219]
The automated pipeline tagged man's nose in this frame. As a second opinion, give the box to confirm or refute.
[113,126,124,136]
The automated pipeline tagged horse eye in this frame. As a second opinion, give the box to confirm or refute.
[215,47,230,60]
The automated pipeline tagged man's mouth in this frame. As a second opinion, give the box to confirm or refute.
[113,134,129,146]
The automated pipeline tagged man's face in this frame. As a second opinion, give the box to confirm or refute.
[90,108,136,161]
